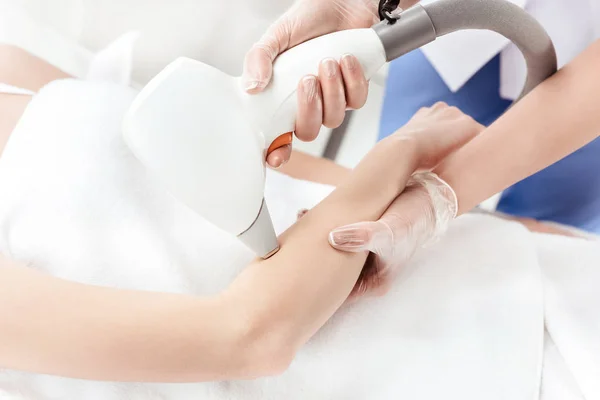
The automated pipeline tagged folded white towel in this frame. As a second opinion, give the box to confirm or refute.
[537,234,600,400]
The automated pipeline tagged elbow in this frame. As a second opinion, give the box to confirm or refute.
[250,341,295,378]
[221,294,298,379]
[232,316,297,378]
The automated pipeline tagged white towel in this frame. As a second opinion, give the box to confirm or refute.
[537,234,600,400]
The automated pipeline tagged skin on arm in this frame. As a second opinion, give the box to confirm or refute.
[276,150,351,186]
[435,39,600,215]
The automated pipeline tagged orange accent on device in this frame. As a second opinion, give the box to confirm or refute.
[266,132,293,156]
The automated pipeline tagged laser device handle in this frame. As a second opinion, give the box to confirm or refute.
[244,28,388,151]
[255,1,557,154]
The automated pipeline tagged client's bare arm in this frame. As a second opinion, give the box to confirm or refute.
[278,150,350,186]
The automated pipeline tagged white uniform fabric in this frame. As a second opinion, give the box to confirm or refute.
[0,0,294,86]
[3,0,596,98]
[420,0,600,100]
[0,77,597,400]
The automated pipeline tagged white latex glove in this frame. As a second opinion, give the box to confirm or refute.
[243,0,380,168]
[328,172,457,297]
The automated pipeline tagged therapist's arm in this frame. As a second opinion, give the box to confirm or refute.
[435,39,600,214]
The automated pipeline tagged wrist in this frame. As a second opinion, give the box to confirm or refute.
[378,133,421,177]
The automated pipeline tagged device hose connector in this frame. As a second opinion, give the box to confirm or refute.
[378,0,402,23]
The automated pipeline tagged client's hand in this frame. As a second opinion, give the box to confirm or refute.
[330,103,484,297]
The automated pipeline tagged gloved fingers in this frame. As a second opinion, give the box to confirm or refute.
[328,220,393,253]
[295,75,324,142]
[350,253,394,298]
[266,144,292,168]
[243,43,276,93]
[351,253,380,297]
[340,54,369,110]
[319,58,347,129]
[242,18,292,93]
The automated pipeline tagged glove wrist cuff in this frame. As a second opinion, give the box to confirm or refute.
[409,172,458,242]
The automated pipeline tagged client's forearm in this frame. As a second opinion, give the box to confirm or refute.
[224,137,419,358]
[0,260,246,382]
[436,40,600,214]
[277,150,351,186]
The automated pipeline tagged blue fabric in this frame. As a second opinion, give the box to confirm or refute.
[496,138,600,232]
[378,50,511,138]
[379,50,600,233]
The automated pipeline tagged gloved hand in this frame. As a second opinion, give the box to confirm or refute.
[326,101,483,297]
[329,172,457,297]
[243,0,381,168]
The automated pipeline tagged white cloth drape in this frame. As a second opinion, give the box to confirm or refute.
[0,0,295,85]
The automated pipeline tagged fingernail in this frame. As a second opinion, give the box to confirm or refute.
[270,155,283,168]
[321,58,337,78]
[244,80,265,92]
[328,228,366,249]
[341,54,357,71]
[302,76,318,102]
